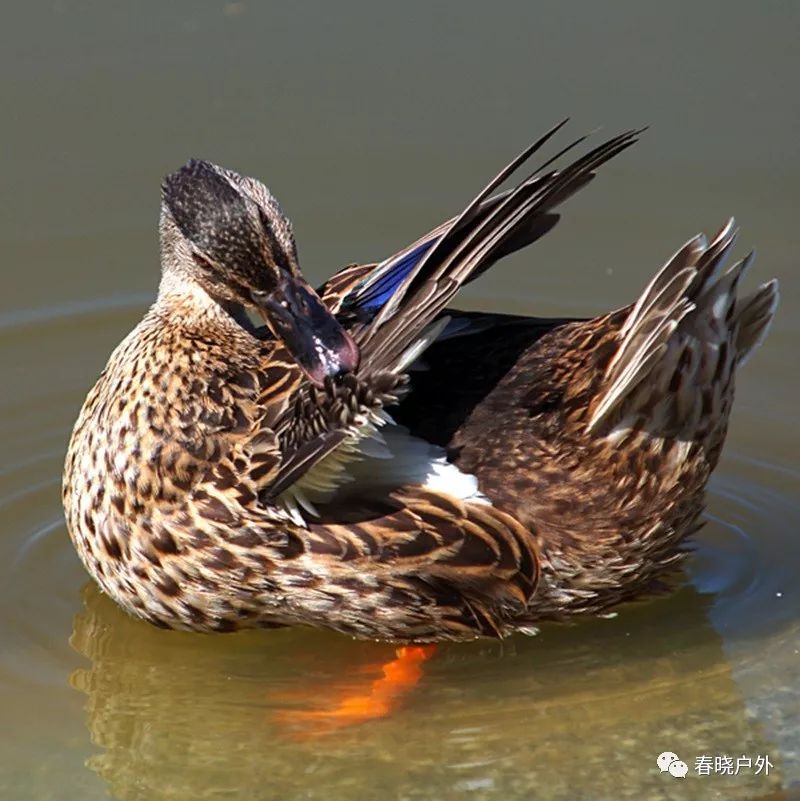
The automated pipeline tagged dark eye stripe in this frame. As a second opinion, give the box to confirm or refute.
[258,207,294,273]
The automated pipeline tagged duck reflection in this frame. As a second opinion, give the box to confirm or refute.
[70,582,783,801]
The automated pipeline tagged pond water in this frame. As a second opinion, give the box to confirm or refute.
[1,3,798,800]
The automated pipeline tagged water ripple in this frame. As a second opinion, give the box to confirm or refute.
[0,292,151,333]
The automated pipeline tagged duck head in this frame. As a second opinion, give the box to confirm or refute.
[160,159,359,385]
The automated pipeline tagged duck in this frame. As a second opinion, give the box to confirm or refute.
[62,121,779,643]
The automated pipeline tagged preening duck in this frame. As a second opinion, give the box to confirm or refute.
[63,121,778,642]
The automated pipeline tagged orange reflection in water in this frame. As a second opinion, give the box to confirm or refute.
[275,644,437,738]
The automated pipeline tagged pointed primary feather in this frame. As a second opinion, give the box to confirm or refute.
[356,128,642,376]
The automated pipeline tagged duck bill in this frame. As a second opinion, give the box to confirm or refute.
[254,273,360,386]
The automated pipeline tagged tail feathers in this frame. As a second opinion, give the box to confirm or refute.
[735,279,779,365]
[588,219,778,432]
[353,122,642,378]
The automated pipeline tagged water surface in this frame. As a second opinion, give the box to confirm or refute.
[1,3,798,800]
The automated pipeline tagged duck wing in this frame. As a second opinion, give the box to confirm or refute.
[270,123,641,508]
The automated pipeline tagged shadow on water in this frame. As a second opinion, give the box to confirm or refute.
[69,580,786,801]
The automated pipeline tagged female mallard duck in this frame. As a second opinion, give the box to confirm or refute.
[63,121,778,642]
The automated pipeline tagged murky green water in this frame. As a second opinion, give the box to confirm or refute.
[1,3,798,800]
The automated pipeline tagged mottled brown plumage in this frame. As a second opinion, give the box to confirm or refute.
[63,124,778,642]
